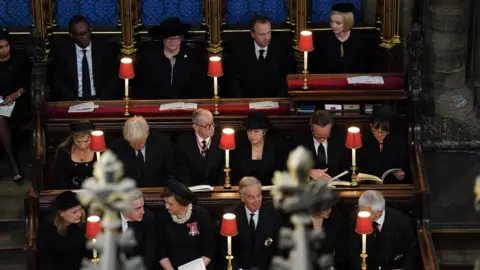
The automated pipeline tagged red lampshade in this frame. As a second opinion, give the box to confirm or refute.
[355,211,373,235]
[345,126,362,149]
[220,213,238,237]
[86,215,102,239]
[119,57,135,79]
[219,128,235,150]
[208,56,223,77]
[90,130,106,152]
[298,30,314,52]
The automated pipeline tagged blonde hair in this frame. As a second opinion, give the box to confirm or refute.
[54,207,86,235]
[123,116,150,142]
[330,11,355,31]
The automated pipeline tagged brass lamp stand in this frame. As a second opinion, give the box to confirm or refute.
[360,252,367,270]
[224,167,232,189]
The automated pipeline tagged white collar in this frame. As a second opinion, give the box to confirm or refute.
[195,133,211,144]
[245,205,259,216]
[120,213,128,224]
[254,41,268,53]
[313,138,328,147]
[375,209,386,230]
[75,43,92,52]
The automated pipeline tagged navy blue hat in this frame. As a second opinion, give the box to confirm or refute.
[69,121,94,133]
[149,17,189,40]
[245,112,270,130]
[331,3,355,13]
[55,191,81,211]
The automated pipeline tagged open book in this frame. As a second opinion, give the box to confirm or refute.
[159,102,197,111]
[189,185,214,192]
[178,258,206,270]
[356,168,403,184]
[327,170,352,187]
[68,102,98,113]
[0,101,16,117]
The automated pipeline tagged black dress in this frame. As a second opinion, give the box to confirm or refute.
[156,205,216,269]
[311,30,370,74]
[357,133,409,184]
[36,222,88,270]
[55,148,96,189]
[0,51,31,124]
[319,207,348,269]
[231,136,285,185]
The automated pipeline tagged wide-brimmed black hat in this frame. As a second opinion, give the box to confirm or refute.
[55,191,81,211]
[166,180,195,202]
[0,29,10,43]
[331,3,355,13]
[148,17,189,40]
[245,112,270,130]
[69,121,94,133]
[372,105,397,122]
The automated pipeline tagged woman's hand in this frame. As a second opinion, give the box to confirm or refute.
[159,258,174,270]
[202,256,211,266]
[394,170,405,180]
[2,88,23,105]
[309,168,331,180]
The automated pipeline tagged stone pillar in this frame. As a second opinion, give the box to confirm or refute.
[424,0,475,120]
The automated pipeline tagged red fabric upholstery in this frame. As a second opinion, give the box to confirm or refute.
[287,77,404,90]
[46,104,290,118]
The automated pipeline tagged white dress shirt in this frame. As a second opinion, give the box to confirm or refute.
[195,133,211,154]
[245,206,259,228]
[313,138,329,164]
[375,209,386,232]
[120,213,128,233]
[135,145,146,159]
[254,41,268,60]
[75,43,96,97]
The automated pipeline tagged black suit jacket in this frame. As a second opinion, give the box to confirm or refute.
[224,202,282,270]
[176,132,225,186]
[347,207,418,270]
[127,209,157,270]
[289,128,350,178]
[135,43,209,99]
[225,40,293,98]
[231,135,286,185]
[110,131,174,187]
[51,39,119,101]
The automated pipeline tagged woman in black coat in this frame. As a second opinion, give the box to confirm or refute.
[231,112,286,185]
[36,191,88,270]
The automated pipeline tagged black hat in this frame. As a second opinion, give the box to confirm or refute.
[55,191,81,211]
[148,17,189,40]
[166,180,195,202]
[313,189,340,212]
[0,29,10,43]
[69,121,94,133]
[331,3,356,13]
[372,105,397,122]
[245,112,270,130]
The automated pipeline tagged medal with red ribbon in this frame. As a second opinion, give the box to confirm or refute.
[187,222,200,236]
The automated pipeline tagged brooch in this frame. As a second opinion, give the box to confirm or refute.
[186,222,200,236]
[264,237,273,247]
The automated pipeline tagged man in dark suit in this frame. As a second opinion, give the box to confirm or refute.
[176,108,224,186]
[135,17,209,99]
[290,110,350,180]
[223,177,282,270]
[225,15,293,98]
[347,190,418,270]
[120,189,157,270]
[51,15,119,101]
[110,116,174,187]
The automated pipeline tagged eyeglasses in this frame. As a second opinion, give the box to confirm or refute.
[195,122,215,130]
[371,128,389,136]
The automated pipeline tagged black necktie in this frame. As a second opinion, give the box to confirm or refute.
[316,143,326,168]
[201,140,207,159]
[249,213,256,246]
[137,150,144,179]
[373,221,380,231]
[82,50,92,99]
[258,49,266,63]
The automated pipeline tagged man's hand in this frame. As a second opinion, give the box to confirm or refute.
[394,170,405,180]
[309,168,331,180]
[202,256,211,266]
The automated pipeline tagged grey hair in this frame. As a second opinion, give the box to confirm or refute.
[192,108,212,124]
[123,116,150,142]
[131,189,143,200]
[239,176,261,199]
[358,190,385,212]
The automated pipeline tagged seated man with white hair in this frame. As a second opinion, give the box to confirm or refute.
[176,108,225,186]
[223,176,281,270]
[110,116,174,187]
[120,189,157,270]
[347,190,417,270]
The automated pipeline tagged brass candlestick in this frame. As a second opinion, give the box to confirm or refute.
[124,96,130,116]
[226,254,233,270]
[213,95,220,115]
[351,165,358,187]
[360,252,368,270]
[224,167,232,189]
[302,69,309,90]
[92,238,100,263]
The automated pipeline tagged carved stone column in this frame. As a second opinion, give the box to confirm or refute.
[119,0,136,56]
[424,0,475,120]
[206,0,223,57]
